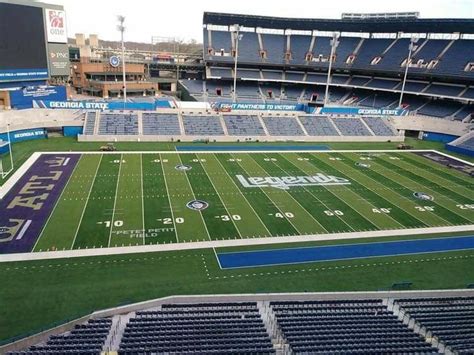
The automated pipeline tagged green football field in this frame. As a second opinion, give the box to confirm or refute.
[32,150,474,252]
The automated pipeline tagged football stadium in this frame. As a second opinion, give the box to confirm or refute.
[0,0,473,353]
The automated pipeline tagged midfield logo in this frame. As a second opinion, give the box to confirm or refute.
[236,174,350,190]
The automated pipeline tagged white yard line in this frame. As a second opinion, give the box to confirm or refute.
[107,154,123,248]
[235,153,317,236]
[140,154,146,245]
[33,155,83,252]
[335,154,452,227]
[176,153,213,241]
[213,154,272,237]
[368,158,470,223]
[269,153,350,233]
[160,153,179,243]
[196,153,242,238]
[302,153,405,229]
[1,225,473,263]
[70,155,103,249]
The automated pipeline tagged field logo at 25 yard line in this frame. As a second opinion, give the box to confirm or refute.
[236,174,350,190]
[175,164,192,171]
[413,192,434,201]
[186,200,209,211]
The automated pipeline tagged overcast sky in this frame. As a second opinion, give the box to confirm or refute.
[42,0,473,43]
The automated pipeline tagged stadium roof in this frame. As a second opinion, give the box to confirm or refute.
[203,12,474,34]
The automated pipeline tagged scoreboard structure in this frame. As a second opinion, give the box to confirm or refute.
[0,0,69,84]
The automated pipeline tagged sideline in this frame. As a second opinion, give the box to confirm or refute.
[1,224,474,263]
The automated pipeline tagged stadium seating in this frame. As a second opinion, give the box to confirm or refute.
[142,113,181,135]
[331,117,373,136]
[98,113,138,135]
[261,34,285,64]
[262,116,304,136]
[289,35,312,65]
[182,115,225,136]
[453,105,474,121]
[457,136,474,150]
[83,111,96,135]
[118,302,275,354]
[209,67,233,78]
[7,318,112,355]
[424,83,465,97]
[395,297,474,354]
[223,115,266,136]
[418,100,464,118]
[298,116,340,136]
[362,117,397,136]
[271,300,437,354]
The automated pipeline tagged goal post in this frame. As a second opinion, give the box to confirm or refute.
[0,127,14,180]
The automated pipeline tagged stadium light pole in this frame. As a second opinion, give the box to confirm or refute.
[117,16,127,106]
[324,32,339,106]
[399,37,418,108]
[232,25,242,103]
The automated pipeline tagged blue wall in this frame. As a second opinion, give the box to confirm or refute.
[0,128,47,143]
[0,141,9,154]
[446,144,474,158]
[421,131,459,144]
[63,126,83,137]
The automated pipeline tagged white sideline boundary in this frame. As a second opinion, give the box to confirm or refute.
[1,225,474,263]
[0,149,472,263]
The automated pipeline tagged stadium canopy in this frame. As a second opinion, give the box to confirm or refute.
[203,12,474,34]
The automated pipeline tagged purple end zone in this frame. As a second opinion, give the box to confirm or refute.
[0,154,80,254]
[414,151,474,176]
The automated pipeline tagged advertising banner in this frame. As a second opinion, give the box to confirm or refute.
[311,106,409,116]
[0,69,48,82]
[45,9,67,43]
[10,86,67,109]
[213,102,305,112]
[33,100,110,110]
[48,43,70,76]
[0,128,47,144]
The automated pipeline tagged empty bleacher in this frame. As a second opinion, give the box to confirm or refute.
[98,113,138,135]
[362,117,397,136]
[331,117,373,136]
[182,115,225,136]
[118,302,275,354]
[223,115,266,136]
[83,111,97,135]
[271,300,437,354]
[142,113,181,135]
[299,116,340,136]
[262,116,304,136]
[7,318,111,355]
[396,297,474,354]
